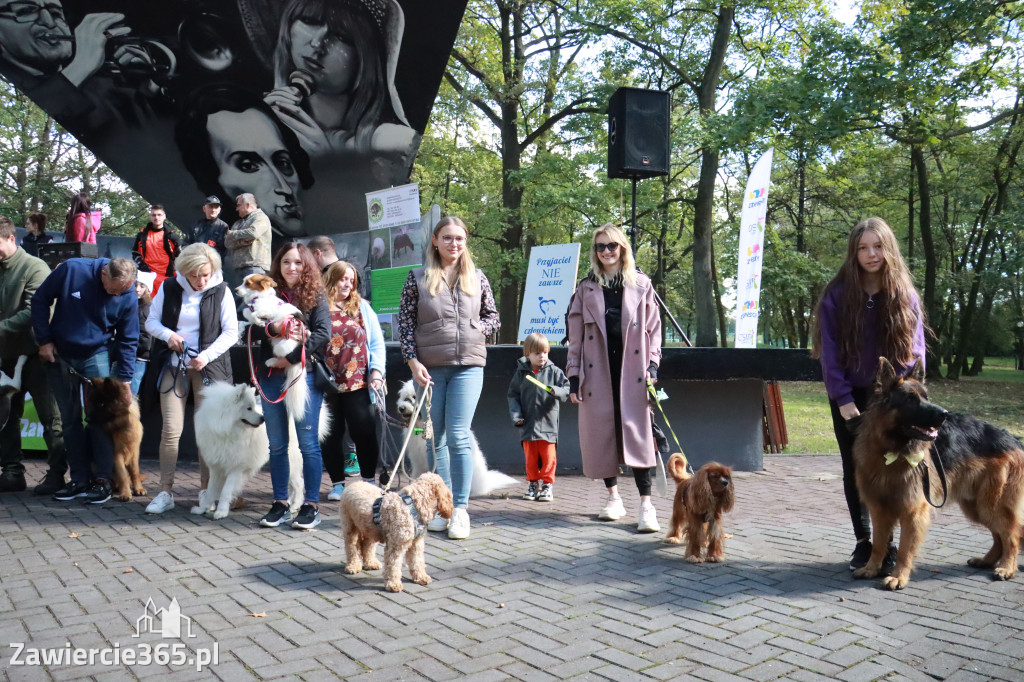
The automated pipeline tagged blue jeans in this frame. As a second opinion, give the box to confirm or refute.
[261,371,323,503]
[113,359,148,396]
[48,350,113,485]
[425,365,483,508]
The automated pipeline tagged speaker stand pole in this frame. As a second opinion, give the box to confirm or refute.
[629,176,638,253]
[653,287,692,347]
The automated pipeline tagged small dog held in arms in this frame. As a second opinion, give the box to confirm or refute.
[190,382,327,519]
[850,358,1024,590]
[84,378,145,501]
[395,380,516,495]
[235,273,308,417]
[339,473,453,592]
[0,355,28,430]
[664,455,734,563]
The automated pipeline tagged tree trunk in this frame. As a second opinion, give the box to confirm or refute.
[906,154,914,261]
[690,4,733,347]
[796,147,809,348]
[494,5,524,343]
[911,146,940,378]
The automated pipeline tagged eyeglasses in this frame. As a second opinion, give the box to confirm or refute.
[0,2,66,24]
[594,242,619,253]
[440,235,466,245]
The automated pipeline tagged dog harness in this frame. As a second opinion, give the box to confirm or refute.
[372,492,425,538]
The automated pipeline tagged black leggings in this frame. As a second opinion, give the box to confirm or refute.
[604,468,653,497]
[322,388,379,482]
[829,387,872,542]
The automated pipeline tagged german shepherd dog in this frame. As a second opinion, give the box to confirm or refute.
[85,378,146,501]
[851,357,1024,590]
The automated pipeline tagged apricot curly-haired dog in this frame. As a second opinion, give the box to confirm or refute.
[339,473,453,592]
[664,455,734,563]
[85,378,145,501]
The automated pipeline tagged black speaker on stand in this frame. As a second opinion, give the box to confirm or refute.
[607,87,689,346]
[607,87,671,254]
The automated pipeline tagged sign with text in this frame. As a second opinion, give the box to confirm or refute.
[370,265,418,316]
[517,243,581,343]
[366,184,421,231]
[734,148,773,348]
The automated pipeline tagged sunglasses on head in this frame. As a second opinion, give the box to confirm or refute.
[594,242,619,253]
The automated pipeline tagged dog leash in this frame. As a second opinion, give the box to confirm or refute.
[246,322,306,405]
[648,380,689,495]
[158,342,211,398]
[921,443,949,508]
[371,382,411,487]
[382,384,433,491]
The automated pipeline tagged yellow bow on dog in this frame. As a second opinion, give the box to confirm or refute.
[884,450,927,467]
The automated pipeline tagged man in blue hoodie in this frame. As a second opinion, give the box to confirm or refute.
[31,257,139,504]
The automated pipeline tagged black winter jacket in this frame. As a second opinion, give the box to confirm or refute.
[507,356,570,442]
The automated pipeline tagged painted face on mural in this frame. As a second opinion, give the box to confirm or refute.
[206,108,304,236]
[0,0,73,74]
[288,20,358,95]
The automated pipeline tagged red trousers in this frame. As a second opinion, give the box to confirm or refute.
[523,440,557,484]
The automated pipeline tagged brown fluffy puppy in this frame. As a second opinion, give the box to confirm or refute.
[664,455,734,563]
[852,358,1024,590]
[85,378,145,501]
[339,473,453,592]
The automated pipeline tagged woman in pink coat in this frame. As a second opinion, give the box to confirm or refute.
[567,224,662,533]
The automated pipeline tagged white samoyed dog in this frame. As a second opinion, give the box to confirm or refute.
[394,380,516,496]
[191,382,330,519]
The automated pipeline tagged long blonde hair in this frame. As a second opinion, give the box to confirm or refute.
[423,216,479,296]
[589,223,637,287]
[811,217,922,367]
[323,260,362,316]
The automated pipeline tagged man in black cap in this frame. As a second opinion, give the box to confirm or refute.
[184,196,228,261]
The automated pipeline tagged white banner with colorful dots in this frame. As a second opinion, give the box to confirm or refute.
[734,148,773,348]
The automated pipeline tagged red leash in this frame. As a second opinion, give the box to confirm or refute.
[247,319,306,405]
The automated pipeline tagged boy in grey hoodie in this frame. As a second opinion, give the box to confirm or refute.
[508,333,570,501]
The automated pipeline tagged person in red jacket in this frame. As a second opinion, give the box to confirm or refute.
[131,205,181,294]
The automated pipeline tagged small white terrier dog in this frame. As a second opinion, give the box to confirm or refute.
[235,273,308,417]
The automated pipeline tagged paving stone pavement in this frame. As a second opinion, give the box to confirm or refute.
[2,455,1024,681]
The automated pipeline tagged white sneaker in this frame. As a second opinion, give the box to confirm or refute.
[638,504,660,533]
[598,496,626,521]
[426,514,449,532]
[146,491,174,514]
[447,508,470,540]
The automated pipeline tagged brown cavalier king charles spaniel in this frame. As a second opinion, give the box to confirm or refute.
[664,455,734,563]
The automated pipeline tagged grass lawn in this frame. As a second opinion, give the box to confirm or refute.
[780,356,1024,454]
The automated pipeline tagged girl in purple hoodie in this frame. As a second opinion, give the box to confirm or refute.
[811,217,926,573]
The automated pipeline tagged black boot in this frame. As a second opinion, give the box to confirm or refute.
[0,472,27,493]
[33,471,66,496]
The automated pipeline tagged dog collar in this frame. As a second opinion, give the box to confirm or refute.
[372,492,425,537]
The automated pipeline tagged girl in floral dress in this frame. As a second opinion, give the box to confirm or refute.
[321,261,386,498]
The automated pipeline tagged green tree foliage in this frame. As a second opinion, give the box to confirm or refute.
[0,79,149,237]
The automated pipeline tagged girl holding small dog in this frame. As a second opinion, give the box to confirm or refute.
[397,216,500,539]
[811,217,926,571]
[143,244,238,514]
[257,242,331,530]
[508,332,569,502]
[321,260,386,499]
[566,224,663,533]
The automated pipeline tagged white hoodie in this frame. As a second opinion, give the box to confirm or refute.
[145,270,238,367]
